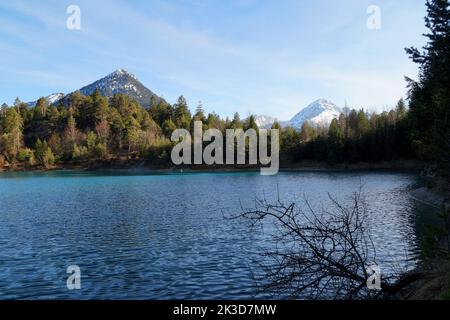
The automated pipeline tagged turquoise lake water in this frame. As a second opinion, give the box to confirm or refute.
[0,170,430,299]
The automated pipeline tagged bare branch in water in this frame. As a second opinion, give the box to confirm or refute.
[231,188,417,299]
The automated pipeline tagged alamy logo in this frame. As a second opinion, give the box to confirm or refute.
[366,5,381,30]
[171,121,280,175]
[66,265,81,290]
[366,264,381,290]
[66,5,81,30]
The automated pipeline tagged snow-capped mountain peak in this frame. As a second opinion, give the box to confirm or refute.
[27,93,65,107]
[107,69,138,81]
[26,69,164,108]
[288,99,341,128]
[46,93,65,104]
[254,115,279,129]
[253,99,341,130]
[71,69,162,107]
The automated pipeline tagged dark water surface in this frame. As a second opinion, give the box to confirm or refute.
[0,170,430,299]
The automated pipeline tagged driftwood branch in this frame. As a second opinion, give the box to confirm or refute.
[232,188,421,299]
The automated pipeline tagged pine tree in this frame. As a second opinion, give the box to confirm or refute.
[125,116,141,157]
[162,119,177,138]
[149,100,173,127]
[173,96,191,129]
[1,103,8,116]
[13,97,22,111]
[0,108,24,162]
[194,102,206,122]
[405,0,450,168]
[328,119,345,162]
[63,110,82,158]
[231,112,243,129]
[207,112,224,130]
[35,97,48,118]
[35,139,55,168]
[245,115,258,131]
[395,98,407,120]
[355,110,369,138]
[92,89,109,123]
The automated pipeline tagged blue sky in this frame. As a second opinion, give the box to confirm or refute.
[0,0,427,120]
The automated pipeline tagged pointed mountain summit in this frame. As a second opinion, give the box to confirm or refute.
[75,69,162,107]
[27,69,164,108]
[288,99,341,128]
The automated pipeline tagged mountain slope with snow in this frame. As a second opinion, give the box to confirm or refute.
[75,69,162,107]
[254,115,279,129]
[26,69,164,108]
[288,99,341,128]
[27,93,65,107]
[254,99,341,130]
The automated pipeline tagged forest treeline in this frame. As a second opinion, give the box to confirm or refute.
[0,0,448,176]
[0,87,419,170]
[0,90,412,169]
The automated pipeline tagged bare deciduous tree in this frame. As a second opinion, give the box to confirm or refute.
[233,188,421,299]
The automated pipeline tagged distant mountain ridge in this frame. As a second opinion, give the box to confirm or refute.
[256,99,341,129]
[25,71,340,130]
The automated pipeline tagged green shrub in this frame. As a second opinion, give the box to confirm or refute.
[35,139,55,168]
[17,148,35,165]
[72,144,89,161]
[94,142,108,159]
[146,138,173,164]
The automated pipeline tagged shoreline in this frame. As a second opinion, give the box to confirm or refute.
[0,159,425,174]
